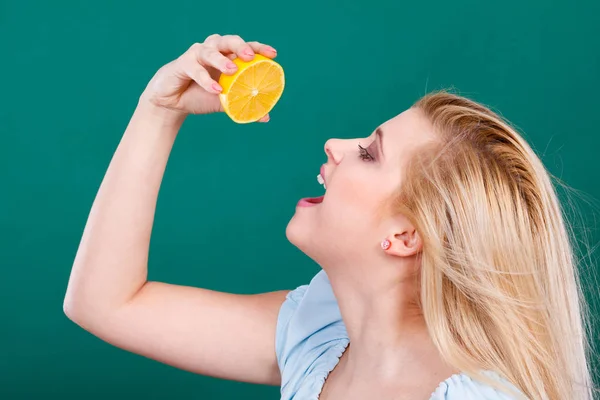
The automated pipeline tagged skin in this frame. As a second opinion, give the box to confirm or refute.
[289,112,459,399]
[64,34,456,399]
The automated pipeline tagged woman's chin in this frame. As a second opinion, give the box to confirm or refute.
[285,215,304,247]
[285,216,318,256]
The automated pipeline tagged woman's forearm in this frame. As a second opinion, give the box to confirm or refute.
[64,101,185,320]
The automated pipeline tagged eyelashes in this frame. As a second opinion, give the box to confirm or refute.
[358,143,375,162]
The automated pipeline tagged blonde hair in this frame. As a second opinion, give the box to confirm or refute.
[393,91,594,399]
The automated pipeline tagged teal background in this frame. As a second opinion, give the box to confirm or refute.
[1,0,599,398]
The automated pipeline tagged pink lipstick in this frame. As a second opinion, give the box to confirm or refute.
[297,195,324,207]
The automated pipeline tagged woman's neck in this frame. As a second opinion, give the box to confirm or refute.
[325,267,455,387]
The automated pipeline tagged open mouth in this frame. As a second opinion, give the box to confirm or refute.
[296,166,327,208]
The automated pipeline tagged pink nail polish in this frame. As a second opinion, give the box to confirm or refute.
[226,61,237,70]
[265,46,277,53]
[243,49,254,57]
[212,83,223,92]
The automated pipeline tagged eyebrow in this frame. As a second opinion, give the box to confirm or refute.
[375,127,384,159]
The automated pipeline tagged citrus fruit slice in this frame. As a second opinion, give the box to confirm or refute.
[218,54,285,124]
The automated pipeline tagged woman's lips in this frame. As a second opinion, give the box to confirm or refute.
[297,195,325,207]
[320,165,327,185]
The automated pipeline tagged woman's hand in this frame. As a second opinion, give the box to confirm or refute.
[139,34,278,122]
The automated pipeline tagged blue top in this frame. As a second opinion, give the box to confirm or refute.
[275,269,522,399]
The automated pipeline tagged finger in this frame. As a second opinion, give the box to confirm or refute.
[247,41,277,58]
[202,46,239,75]
[179,57,222,94]
[258,114,270,123]
[214,34,256,61]
[189,43,238,75]
[203,33,222,47]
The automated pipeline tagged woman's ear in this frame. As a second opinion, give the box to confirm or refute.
[383,227,423,258]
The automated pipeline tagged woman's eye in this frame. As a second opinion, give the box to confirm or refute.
[358,144,375,162]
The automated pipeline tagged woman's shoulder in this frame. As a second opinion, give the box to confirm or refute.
[275,269,348,366]
[430,371,524,399]
[275,269,349,399]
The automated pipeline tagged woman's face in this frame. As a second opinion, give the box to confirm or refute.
[286,108,436,269]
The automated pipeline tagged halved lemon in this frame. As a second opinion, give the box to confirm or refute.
[218,54,285,124]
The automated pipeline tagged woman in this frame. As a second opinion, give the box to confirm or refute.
[63,33,594,399]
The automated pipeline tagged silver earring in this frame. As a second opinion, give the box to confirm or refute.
[381,239,391,250]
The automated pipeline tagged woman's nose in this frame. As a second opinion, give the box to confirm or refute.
[324,138,344,164]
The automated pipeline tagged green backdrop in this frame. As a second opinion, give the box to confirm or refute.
[1,0,599,398]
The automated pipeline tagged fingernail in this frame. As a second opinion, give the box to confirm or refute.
[243,48,254,57]
[226,61,237,70]
[261,115,270,122]
[212,83,223,92]
[264,46,277,53]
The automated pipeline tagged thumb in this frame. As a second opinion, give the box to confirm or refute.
[183,84,224,115]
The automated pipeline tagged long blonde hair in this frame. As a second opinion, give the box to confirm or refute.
[393,91,594,399]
